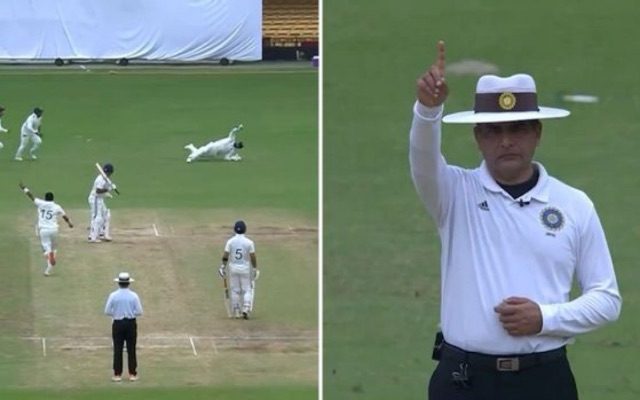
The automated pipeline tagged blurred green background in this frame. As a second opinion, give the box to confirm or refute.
[323,1,640,399]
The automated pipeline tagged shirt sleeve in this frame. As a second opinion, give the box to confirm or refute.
[33,198,44,207]
[134,293,143,316]
[104,293,114,316]
[409,101,455,227]
[539,208,622,336]
[250,240,255,253]
[27,115,38,133]
[224,240,231,252]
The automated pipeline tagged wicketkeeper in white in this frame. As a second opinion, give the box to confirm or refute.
[19,183,74,276]
[0,105,8,150]
[219,220,259,319]
[184,124,244,163]
[15,107,44,161]
[88,163,117,242]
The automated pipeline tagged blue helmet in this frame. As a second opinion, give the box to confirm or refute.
[103,163,114,174]
[234,220,246,234]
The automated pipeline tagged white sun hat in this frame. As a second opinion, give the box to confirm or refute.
[114,272,134,283]
[442,73,570,124]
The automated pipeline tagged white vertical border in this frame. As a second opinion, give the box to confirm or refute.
[317,0,324,399]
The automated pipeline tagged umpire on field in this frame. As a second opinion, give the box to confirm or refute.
[104,272,143,382]
[411,41,621,400]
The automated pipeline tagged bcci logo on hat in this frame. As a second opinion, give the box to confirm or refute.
[540,207,564,231]
[498,92,516,110]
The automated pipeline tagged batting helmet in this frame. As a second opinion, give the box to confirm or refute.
[34,107,44,116]
[234,220,247,234]
[103,163,114,174]
[234,141,244,149]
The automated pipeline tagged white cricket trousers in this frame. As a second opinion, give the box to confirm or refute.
[228,272,254,314]
[88,195,110,240]
[15,129,41,158]
[39,227,58,254]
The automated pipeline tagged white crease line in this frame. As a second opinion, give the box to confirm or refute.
[19,334,316,341]
[152,224,160,237]
[42,337,46,357]
[189,336,198,356]
[211,337,219,354]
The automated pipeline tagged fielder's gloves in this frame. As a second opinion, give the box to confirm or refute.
[218,265,226,278]
[110,183,117,191]
[0,127,7,133]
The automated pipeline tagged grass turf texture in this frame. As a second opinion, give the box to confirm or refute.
[0,64,318,399]
[323,1,640,399]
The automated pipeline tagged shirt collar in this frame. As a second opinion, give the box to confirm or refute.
[477,161,550,204]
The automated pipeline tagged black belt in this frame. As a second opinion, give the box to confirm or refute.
[114,318,136,322]
[441,342,566,372]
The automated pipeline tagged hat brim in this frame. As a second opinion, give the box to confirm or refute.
[442,106,570,124]
[114,278,134,282]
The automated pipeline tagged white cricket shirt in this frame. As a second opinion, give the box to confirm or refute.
[21,113,41,135]
[34,198,65,230]
[104,288,143,320]
[88,175,111,199]
[204,137,234,158]
[225,234,255,274]
[410,102,621,354]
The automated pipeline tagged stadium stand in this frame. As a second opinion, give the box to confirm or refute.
[262,0,318,60]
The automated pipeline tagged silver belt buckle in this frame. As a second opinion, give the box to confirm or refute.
[496,357,520,371]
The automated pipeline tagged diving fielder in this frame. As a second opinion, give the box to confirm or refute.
[14,107,44,161]
[88,163,117,242]
[19,183,74,276]
[218,220,259,319]
[184,124,244,163]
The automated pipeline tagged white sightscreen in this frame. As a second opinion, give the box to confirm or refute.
[0,0,262,61]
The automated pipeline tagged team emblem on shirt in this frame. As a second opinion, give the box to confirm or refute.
[498,92,516,110]
[540,207,564,231]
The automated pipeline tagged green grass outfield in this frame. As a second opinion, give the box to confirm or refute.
[0,63,318,399]
[324,1,640,399]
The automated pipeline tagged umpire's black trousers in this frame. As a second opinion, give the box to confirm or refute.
[112,318,138,376]
[429,342,578,400]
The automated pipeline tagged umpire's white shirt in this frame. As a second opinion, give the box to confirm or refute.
[225,234,255,274]
[410,102,621,355]
[105,288,143,320]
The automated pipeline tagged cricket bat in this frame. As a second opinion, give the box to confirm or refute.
[223,277,232,318]
[95,162,120,195]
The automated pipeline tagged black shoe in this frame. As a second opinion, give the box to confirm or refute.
[242,312,249,320]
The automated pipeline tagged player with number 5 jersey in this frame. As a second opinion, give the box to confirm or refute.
[19,182,74,276]
[218,220,258,319]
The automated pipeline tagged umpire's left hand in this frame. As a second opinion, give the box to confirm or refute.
[494,296,543,336]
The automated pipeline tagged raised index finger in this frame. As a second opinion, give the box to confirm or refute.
[436,40,446,75]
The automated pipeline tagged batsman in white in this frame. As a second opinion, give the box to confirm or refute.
[14,107,44,161]
[88,163,117,242]
[218,220,259,319]
[19,183,74,276]
[0,105,8,150]
[184,124,244,163]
